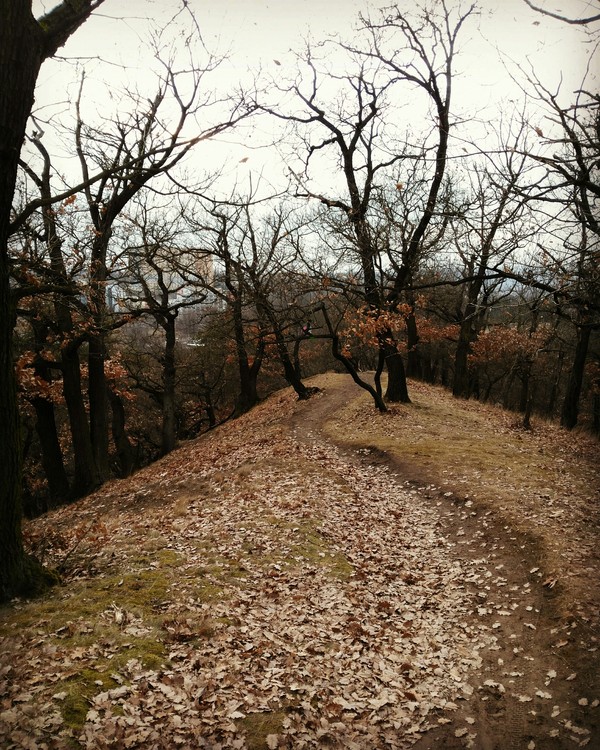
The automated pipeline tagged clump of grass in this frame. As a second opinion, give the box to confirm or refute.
[238,710,286,750]
[287,523,353,579]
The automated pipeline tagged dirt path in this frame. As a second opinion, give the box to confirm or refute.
[1,374,598,749]
[288,376,599,750]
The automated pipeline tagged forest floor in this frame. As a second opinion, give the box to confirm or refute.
[1,372,599,750]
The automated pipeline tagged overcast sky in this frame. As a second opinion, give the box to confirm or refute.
[30,0,598,194]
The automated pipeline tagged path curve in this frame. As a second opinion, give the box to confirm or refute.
[286,377,595,750]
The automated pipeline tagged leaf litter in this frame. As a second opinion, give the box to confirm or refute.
[0,373,598,749]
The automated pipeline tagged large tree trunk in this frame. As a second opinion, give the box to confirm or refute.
[561,324,591,430]
[0,0,106,600]
[0,6,45,599]
[384,347,411,403]
[234,363,260,416]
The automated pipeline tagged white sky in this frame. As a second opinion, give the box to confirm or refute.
[31,0,598,195]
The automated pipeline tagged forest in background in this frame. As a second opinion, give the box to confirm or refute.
[1,1,598,596]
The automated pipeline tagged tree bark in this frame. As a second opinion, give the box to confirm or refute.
[0,0,105,600]
[161,315,178,455]
[405,302,421,379]
[384,347,411,403]
[61,345,101,496]
[561,324,591,429]
[31,396,70,502]
[108,389,136,477]
[319,305,387,411]
[231,297,263,417]
[0,5,48,600]
[453,315,476,398]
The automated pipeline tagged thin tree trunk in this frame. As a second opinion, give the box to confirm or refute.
[161,316,177,455]
[108,389,136,477]
[319,305,387,411]
[31,396,70,502]
[62,346,101,497]
[274,332,311,400]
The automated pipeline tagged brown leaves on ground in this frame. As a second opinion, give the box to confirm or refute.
[0,373,598,749]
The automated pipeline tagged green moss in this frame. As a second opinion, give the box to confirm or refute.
[157,549,183,565]
[58,639,168,731]
[287,524,353,580]
[238,710,286,750]
[62,689,90,732]
[110,637,168,670]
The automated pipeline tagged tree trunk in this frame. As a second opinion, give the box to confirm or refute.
[374,349,385,399]
[405,304,421,379]
[384,348,411,403]
[88,338,110,479]
[108,389,136,477]
[161,316,178,455]
[453,296,483,398]
[62,346,101,497]
[546,349,564,416]
[274,332,311,400]
[561,324,591,430]
[0,0,106,600]
[31,396,70,502]
[0,6,45,599]
[453,321,474,398]
[231,292,262,417]
[234,364,260,416]
[319,305,386,411]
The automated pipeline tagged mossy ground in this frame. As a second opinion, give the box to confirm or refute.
[1,478,353,742]
[237,710,287,749]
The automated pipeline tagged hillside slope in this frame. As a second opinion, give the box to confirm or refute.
[1,373,598,750]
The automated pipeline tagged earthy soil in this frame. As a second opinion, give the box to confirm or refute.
[292,373,600,749]
[0,372,598,749]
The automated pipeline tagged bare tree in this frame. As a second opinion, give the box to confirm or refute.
[258,1,475,406]
[0,0,109,600]
[70,42,252,478]
[504,67,600,428]
[116,197,210,455]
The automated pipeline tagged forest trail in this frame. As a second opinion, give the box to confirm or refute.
[289,374,600,749]
[1,373,599,749]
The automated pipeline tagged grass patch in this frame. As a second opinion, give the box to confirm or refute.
[287,523,353,579]
[238,710,286,749]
